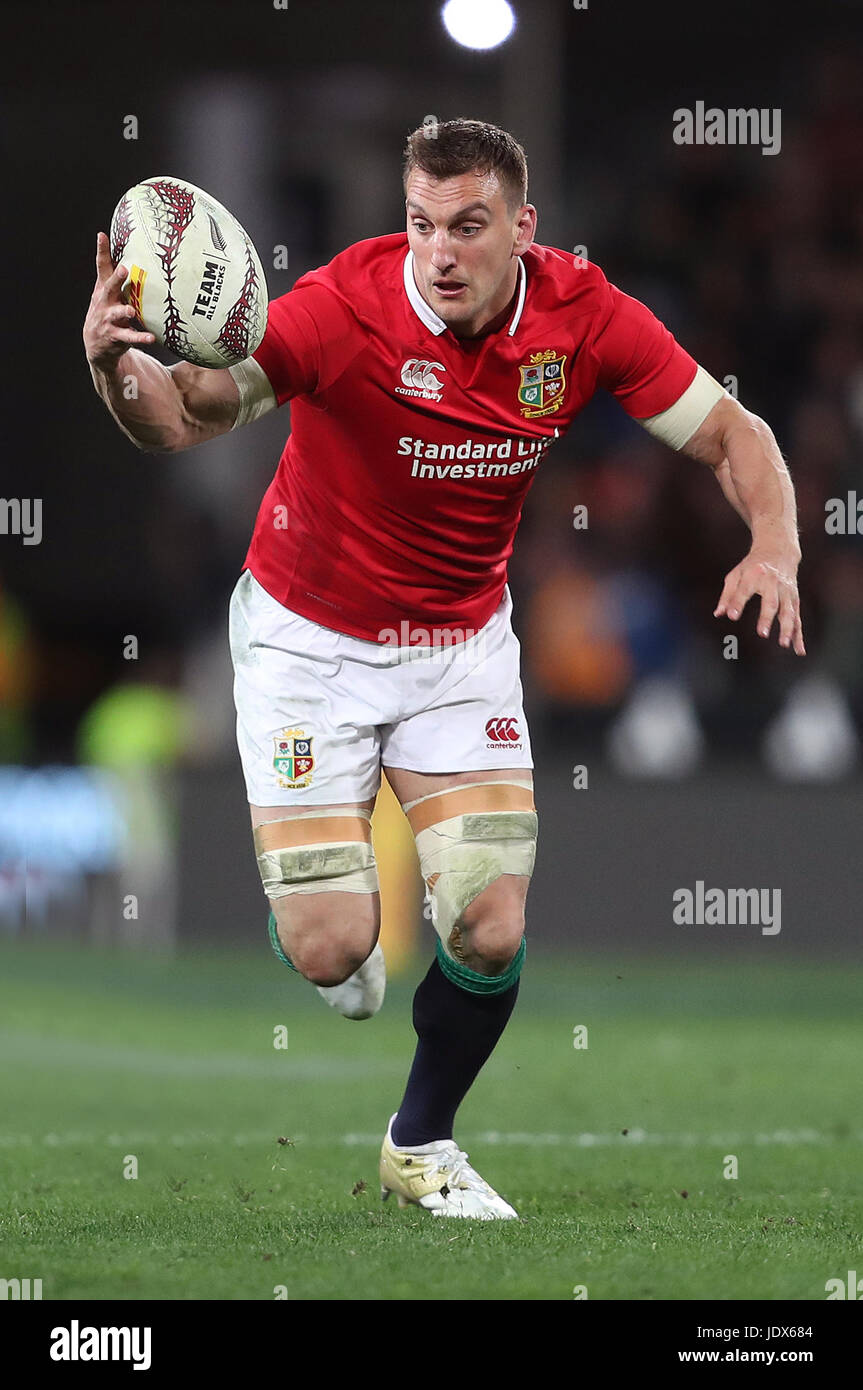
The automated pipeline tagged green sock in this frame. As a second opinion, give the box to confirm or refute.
[268,910,297,971]
[434,935,526,995]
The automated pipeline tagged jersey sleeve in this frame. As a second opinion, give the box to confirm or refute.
[592,276,698,419]
[251,281,368,405]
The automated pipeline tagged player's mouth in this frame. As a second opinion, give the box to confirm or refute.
[432,279,468,298]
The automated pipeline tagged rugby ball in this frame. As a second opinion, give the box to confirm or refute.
[109,176,268,368]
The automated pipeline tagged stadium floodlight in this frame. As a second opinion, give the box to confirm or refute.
[441,0,516,51]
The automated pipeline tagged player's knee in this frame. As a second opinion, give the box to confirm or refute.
[275,901,377,986]
[407,778,536,977]
[291,940,372,988]
[456,876,526,974]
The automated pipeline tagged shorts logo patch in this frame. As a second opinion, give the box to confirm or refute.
[274,727,315,788]
[485,716,522,748]
[518,349,567,418]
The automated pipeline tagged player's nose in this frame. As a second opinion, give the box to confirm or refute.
[429,234,457,270]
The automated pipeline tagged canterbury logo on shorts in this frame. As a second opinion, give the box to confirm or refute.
[485,716,521,744]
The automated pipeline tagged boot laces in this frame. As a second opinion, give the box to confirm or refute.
[426,1144,485,1192]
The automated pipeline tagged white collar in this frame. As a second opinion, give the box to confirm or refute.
[403,250,527,338]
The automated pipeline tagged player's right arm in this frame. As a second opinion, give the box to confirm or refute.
[83,231,251,454]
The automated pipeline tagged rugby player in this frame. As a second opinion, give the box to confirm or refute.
[84,119,805,1220]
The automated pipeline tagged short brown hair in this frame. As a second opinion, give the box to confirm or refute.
[402,118,528,212]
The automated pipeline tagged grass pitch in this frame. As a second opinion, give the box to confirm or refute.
[0,939,860,1301]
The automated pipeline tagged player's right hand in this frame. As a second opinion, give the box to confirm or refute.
[83,231,156,371]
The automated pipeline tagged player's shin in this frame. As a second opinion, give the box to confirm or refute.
[390,950,522,1148]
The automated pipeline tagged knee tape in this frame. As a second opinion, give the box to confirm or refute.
[405,780,537,963]
[253,809,379,899]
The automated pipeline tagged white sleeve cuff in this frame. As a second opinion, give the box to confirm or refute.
[636,365,727,450]
[228,356,278,429]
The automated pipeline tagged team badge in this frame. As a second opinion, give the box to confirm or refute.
[518,349,567,418]
[273,727,315,788]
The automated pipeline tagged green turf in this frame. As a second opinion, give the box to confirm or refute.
[0,940,860,1300]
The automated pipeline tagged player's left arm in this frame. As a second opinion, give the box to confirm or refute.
[595,276,804,654]
[677,392,805,655]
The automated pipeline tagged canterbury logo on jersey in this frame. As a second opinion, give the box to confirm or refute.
[485,716,521,744]
[395,359,446,401]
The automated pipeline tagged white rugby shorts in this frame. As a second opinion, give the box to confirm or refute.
[229,569,533,806]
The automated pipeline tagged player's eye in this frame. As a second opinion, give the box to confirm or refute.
[412,220,431,233]
[459,225,483,235]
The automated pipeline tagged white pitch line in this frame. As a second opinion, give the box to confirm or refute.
[0,1128,860,1149]
[341,1128,859,1148]
[0,1031,405,1081]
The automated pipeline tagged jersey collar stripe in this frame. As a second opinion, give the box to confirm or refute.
[404,251,447,334]
[508,256,527,336]
[403,251,528,337]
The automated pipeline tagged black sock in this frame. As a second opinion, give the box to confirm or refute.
[391,956,519,1147]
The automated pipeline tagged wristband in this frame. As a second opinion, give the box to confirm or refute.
[228,356,277,429]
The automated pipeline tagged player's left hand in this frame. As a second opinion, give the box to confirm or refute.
[714,547,805,655]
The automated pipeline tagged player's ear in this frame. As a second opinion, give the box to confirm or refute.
[514,204,536,252]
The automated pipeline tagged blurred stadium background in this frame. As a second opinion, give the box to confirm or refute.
[2,0,862,958]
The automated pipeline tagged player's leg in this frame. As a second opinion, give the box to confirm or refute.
[251,799,378,984]
[229,569,387,1018]
[251,798,386,1020]
[378,765,535,1218]
[375,588,536,1216]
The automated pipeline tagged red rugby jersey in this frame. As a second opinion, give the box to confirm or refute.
[243,233,697,641]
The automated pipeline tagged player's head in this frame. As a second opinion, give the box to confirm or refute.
[402,118,536,337]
